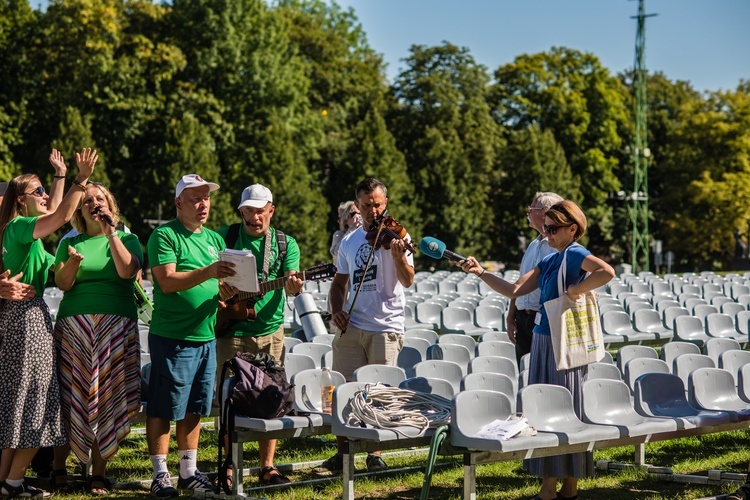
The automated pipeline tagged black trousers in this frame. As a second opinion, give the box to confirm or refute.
[513,309,538,366]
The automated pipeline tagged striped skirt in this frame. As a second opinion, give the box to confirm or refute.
[524,333,594,479]
[55,314,140,462]
[0,297,66,448]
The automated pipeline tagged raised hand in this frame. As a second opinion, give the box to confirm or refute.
[75,148,98,180]
[49,149,67,176]
[67,246,84,264]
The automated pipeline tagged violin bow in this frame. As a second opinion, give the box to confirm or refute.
[341,215,387,335]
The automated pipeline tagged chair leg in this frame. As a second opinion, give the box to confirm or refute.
[231,435,243,495]
[634,443,645,466]
[342,441,356,500]
[463,462,477,500]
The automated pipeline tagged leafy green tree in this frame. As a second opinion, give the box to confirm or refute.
[389,42,504,260]
[494,124,583,262]
[490,48,630,252]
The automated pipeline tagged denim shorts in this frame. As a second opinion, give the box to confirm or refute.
[146,335,216,420]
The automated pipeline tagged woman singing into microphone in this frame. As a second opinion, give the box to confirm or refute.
[52,182,142,495]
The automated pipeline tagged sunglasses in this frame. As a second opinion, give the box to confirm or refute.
[543,224,571,235]
[526,206,544,214]
[25,186,46,197]
[349,212,360,218]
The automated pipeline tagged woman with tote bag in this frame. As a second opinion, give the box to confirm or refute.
[458,200,615,500]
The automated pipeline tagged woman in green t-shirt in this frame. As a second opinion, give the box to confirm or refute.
[52,182,142,495]
[0,148,96,498]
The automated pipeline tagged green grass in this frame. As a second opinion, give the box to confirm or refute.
[43,426,750,499]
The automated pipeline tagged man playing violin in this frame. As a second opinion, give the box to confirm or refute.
[215,183,303,486]
[317,178,415,475]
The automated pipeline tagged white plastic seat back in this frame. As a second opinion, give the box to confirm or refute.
[476,340,516,361]
[585,362,622,382]
[399,376,455,400]
[663,307,690,331]
[616,345,658,373]
[694,305,719,323]
[737,310,750,336]
[404,328,439,345]
[413,359,463,394]
[722,302,746,318]
[283,352,316,379]
[284,337,303,351]
[673,315,709,344]
[290,343,332,369]
[582,379,678,436]
[403,336,431,360]
[461,372,516,409]
[624,358,670,393]
[291,368,346,413]
[706,313,743,340]
[688,367,750,420]
[311,334,335,345]
[426,343,472,376]
[657,300,680,316]
[480,331,507,343]
[468,356,519,394]
[673,353,715,388]
[353,364,407,387]
[439,333,477,354]
[703,337,741,365]
[474,305,505,331]
[415,302,442,329]
[660,341,700,367]
[738,364,750,403]
[520,384,620,444]
[720,350,750,385]
[519,353,531,372]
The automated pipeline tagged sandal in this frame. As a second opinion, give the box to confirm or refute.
[258,466,291,486]
[50,468,70,492]
[88,475,110,496]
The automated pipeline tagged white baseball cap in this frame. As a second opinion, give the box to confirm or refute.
[238,184,273,209]
[175,174,219,198]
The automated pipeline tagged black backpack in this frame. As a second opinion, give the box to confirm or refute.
[216,352,296,493]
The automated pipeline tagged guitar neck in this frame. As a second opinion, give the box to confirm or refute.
[234,272,306,302]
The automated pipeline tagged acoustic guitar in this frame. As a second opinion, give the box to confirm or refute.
[215,263,336,337]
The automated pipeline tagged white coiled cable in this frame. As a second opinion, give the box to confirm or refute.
[345,383,452,437]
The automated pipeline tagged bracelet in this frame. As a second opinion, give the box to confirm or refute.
[53,175,66,179]
[479,269,486,277]
[106,232,117,239]
[73,180,87,192]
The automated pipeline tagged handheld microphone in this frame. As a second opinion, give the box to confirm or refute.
[419,237,467,262]
[92,206,115,227]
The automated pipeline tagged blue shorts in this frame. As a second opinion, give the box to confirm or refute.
[147,335,216,420]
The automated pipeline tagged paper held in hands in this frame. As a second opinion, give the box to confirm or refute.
[474,416,529,441]
[219,249,259,293]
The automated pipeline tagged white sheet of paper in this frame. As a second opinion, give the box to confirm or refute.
[474,417,528,441]
[219,249,259,292]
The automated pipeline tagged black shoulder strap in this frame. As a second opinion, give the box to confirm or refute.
[224,223,241,249]
[276,230,287,273]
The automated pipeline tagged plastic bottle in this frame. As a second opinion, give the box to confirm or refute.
[320,368,335,414]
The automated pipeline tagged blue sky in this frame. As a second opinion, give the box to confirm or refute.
[30,0,748,92]
[332,0,749,93]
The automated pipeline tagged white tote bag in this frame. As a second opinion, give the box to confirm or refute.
[544,245,605,370]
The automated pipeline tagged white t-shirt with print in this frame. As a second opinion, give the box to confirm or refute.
[336,226,414,333]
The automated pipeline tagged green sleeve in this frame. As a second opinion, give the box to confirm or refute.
[121,232,144,266]
[147,227,176,267]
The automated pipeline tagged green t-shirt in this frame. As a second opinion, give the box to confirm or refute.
[147,219,225,342]
[215,226,300,338]
[55,231,143,320]
[2,216,53,295]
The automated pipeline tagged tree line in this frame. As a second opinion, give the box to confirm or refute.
[1,0,748,271]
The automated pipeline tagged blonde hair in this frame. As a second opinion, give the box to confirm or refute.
[71,183,121,233]
[546,200,587,241]
[338,200,356,231]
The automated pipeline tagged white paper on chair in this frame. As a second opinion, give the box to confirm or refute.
[475,417,529,441]
[219,249,259,292]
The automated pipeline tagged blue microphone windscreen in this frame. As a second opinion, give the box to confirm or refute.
[420,237,446,260]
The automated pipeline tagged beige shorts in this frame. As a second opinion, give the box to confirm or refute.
[215,325,286,390]
[332,326,404,382]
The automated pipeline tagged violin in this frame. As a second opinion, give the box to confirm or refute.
[365,215,416,254]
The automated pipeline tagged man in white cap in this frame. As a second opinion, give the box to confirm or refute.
[145,174,236,497]
[215,183,303,486]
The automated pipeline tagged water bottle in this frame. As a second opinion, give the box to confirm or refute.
[320,368,335,414]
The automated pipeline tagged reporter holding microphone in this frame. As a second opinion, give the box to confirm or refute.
[456,200,614,500]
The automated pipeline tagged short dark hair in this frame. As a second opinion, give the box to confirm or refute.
[355,178,387,200]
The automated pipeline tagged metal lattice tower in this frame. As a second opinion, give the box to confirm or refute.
[628,0,656,273]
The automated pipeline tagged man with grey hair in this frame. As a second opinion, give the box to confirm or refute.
[506,191,563,364]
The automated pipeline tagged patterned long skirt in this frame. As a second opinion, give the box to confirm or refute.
[523,333,594,479]
[0,297,66,448]
[54,314,140,462]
